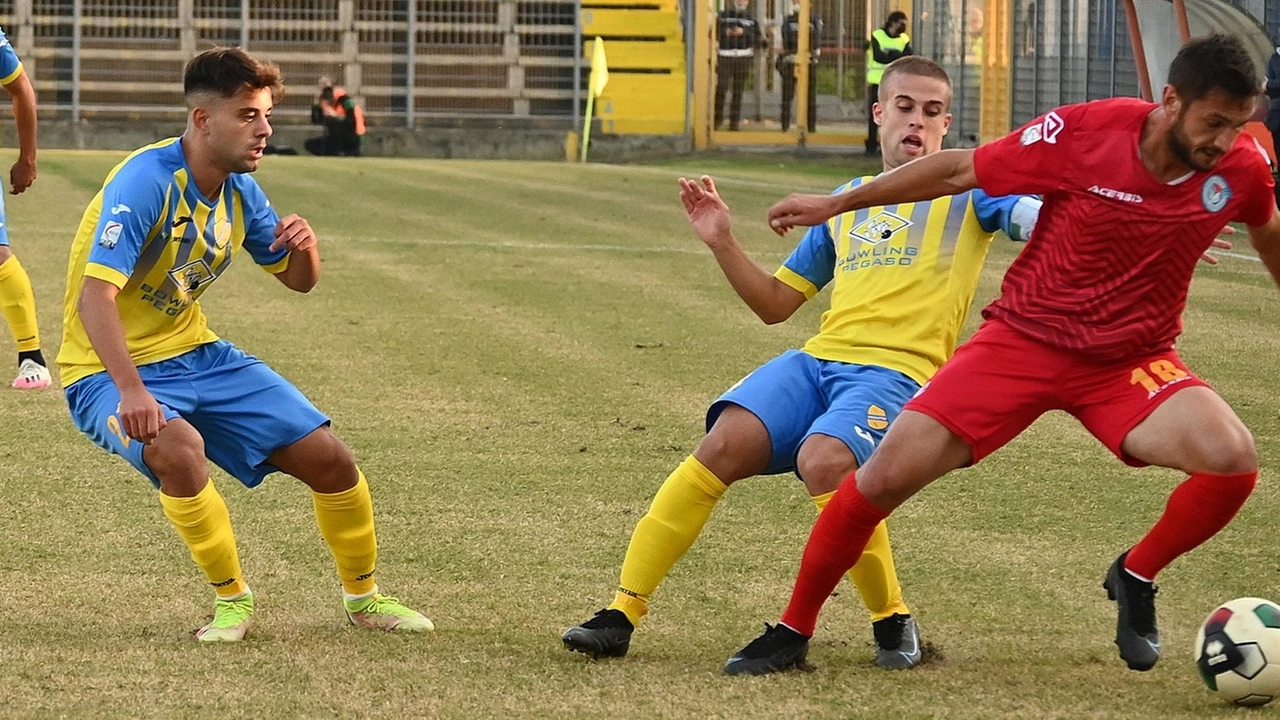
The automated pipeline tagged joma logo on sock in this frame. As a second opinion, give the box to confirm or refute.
[356,570,377,582]
[211,578,238,587]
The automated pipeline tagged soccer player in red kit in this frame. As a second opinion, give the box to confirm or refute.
[723,33,1280,676]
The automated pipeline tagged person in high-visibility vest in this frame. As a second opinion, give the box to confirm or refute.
[306,77,367,157]
[865,11,913,155]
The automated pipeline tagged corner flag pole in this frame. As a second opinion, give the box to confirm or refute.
[581,37,609,163]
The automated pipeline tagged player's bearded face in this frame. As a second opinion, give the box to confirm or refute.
[1168,90,1255,172]
[208,87,273,174]
[875,73,951,170]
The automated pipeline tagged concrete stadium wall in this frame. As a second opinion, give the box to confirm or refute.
[33,121,691,163]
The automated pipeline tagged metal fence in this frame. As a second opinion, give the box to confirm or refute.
[0,0,584,125]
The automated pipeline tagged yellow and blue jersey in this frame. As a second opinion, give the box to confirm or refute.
[0,26,25,246]
[775,178,1034,385]
[0,26,25,86]
[57,138,289,387]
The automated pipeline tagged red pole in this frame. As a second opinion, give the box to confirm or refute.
[1123,0,1154,101]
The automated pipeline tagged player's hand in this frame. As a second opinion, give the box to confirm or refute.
[269,214,318,254]
[767,192,842,236]
[679,175,733,249]
[118,387,166,444]
[1199,226,1234,265]
[9,156,36,195]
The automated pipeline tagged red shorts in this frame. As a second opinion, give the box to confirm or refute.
[906,318,1211,467]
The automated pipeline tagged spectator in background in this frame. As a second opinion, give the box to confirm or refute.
[716,0,766,131]
[778,0,822,133]
[865,11,913,155]
[1264,37,1280,200]
[306,76,366,157]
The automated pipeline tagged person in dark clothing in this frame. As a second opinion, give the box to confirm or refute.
[305,77,366,157]
[716,0,766,131]
[778,1,822,132]
[1265,42,1280,205]
[865,11,914,154]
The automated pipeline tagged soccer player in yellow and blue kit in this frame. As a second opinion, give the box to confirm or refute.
[563,56,1041,670]
[0,26,51,389]
[57,47,432,641]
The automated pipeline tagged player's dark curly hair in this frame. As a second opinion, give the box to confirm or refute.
[1167,34,1259,104]
[183,46,284,103]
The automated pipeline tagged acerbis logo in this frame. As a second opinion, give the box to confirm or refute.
[1020,111,1064,146]
[1088,185,1144,203]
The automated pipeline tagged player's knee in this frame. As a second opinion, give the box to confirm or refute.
[1199,425,1258,476]
[145,425,207,491]
[0,246,11,263]
[853,468,900,510]
[695,414,768,483]
[302,430,359,490]
[854,453,923,511]
[692,432,746,486]
[795,446,855,496]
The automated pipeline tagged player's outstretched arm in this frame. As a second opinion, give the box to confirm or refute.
[269,213,321,293]
[679,175,806,324]
[1246,208,1280,287]
[78,278,166,443]
[3,70,36,194]
[767,148,977,235]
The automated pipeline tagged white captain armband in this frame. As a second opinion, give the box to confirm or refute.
[1007,196,1043,242]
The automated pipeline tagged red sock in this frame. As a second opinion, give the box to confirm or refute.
[1125,471,1257,580]
[780,471,891,636]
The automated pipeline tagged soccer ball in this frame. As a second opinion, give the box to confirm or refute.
[1195,597,1280,707]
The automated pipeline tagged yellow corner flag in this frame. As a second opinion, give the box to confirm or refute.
[581,37,609,162]
[589,37,609,98]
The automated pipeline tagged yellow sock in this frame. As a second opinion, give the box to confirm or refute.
[312,469,378,597]
[812,491,910,622]
[159,480,249,599]
[609,455,728,627]
[0,255,40,352]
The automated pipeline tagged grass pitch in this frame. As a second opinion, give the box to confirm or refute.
[0,150,1276,718]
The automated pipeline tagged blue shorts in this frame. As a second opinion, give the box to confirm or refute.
[707,350,920,476]
[65,340,330,488]
[0,190,9,246]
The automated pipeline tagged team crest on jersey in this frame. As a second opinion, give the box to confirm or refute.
[866,404,889,430]
[849,211,911,245]
[214,219,232,248]
[169,259,215,294]
[1020,111,1064,146]
[1201,175,1231,212]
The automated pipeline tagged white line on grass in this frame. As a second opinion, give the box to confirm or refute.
[348,238,1263,263]
[339,236,718,255]
[1208,250,1261,263]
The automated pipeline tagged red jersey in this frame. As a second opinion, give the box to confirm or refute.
[972,98,1275,360]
